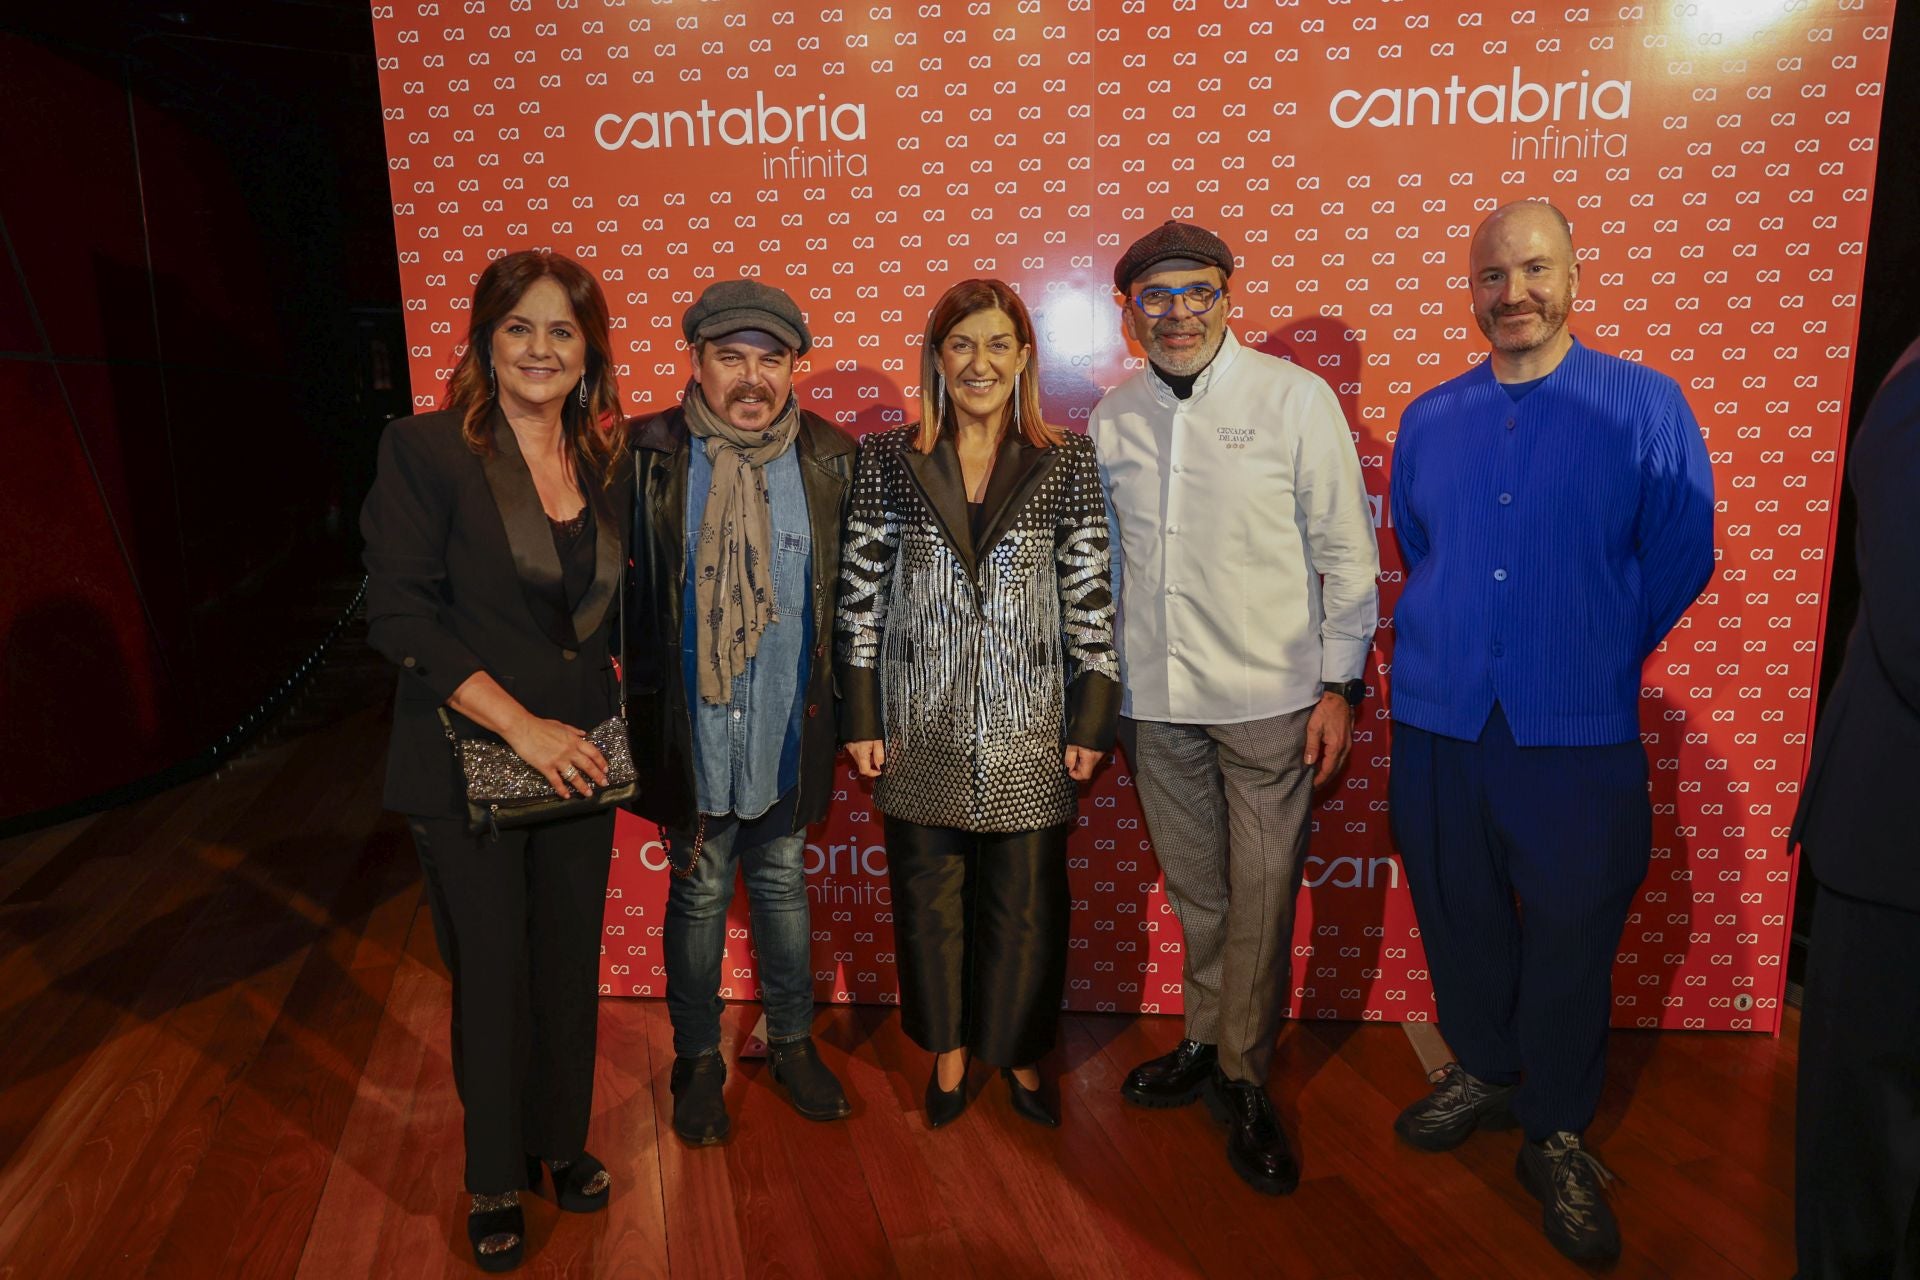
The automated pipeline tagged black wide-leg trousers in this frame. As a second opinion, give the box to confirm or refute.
[407,809,615,1194]
[883,816,1071,1069]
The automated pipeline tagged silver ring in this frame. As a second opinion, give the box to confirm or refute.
[561,765,579,780]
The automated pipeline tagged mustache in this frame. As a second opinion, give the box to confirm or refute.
[727,384,776,404]
[1152,320,1206,337]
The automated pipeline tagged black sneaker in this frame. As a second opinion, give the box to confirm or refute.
[1392,1061,1519,1152]
[1121,1039,1217,1109]
[669,1052,730,1146]
[1515,1130,1621,1263]
[768,1036,852,1121]
[1206,1071,1300,1195]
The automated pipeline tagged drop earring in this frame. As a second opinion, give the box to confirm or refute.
[1010,372,1021,433]
[936,372,948,427]
[578,376,589,409]
[487,362,496,398]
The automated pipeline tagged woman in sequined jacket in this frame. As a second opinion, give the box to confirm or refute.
[837,278,1121,1128]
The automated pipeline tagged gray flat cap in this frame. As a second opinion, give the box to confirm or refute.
[1113,220,1235,293]
[682,279,811,356]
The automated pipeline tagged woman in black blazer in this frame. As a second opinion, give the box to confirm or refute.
[361,250,630,1272]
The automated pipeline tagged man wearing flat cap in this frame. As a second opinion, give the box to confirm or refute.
[1091,221,1379,1193]
[624,280,859,1144]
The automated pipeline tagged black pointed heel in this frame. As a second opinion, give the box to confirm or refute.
[1003,1068,1059,1128]
[926,1061,969,1128]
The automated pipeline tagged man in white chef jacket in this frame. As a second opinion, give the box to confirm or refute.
[1091,220,1379,1196]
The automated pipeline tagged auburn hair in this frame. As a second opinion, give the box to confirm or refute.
[443,249,626,486]
[914,278,1063,454]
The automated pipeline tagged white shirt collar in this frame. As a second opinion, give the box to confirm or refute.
[1147,329,1243,408]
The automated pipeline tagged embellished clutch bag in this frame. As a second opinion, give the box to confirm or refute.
[438,709,636,835]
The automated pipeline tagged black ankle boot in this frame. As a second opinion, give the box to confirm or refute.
[670,1051,731,1146]
[768,1036,852,1121]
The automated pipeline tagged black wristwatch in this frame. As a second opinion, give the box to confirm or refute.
[1322,679,1365,707]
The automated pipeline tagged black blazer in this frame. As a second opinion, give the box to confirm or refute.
[624,405,857,833]
[1791,339,1920,911]
[361,408,632,818]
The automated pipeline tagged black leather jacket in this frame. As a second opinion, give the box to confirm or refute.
[623,404,858,833]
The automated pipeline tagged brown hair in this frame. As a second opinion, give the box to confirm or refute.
[914,278,1063,454]
[444,249,626,485]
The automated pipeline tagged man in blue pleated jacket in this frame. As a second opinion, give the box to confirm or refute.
[1386,200,1715,1264]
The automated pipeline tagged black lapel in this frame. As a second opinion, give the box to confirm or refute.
[641,408,691,592]
[901,432,977,578]
[481,411,576,649]
[795,413,858,635]
[975,435,1055,563]
[571,471,623,646]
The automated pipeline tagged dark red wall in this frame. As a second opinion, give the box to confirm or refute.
[0,7,407,823]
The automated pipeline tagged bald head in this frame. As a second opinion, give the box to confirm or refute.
[1472,201,1574,259]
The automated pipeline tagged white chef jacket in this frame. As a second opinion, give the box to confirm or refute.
[1090,331,1380,725]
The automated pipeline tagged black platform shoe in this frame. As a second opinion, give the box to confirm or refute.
[526,1152,611,1213]
[1516,1130,1621,1263]
[1121,1039,1217,1109]
[1207,1071,1300,1195]
[467,1192,525,1273]
[1392,1061,1519,1152]
[1003,1068,1059,1128]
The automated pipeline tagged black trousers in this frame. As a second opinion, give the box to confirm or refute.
[883,817,1070,1069]
[1796,883,1920,1280]
[407,809,615,1194]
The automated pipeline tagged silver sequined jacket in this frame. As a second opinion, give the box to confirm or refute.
[836,426,1121,832]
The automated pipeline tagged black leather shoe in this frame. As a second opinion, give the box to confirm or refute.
[669,1052,731,1146]
[1393,1061,1519,1152]
[768,1036,852,1121]
[1208,1072,1300,1195]
[925,1061,969,1129]
[1516,1131,1621,1263]
[1003,1068,1059,1128]
[1121,1038,1217,1109]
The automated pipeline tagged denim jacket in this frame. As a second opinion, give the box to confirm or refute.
[682,440,812,820]
[624,406,858,835]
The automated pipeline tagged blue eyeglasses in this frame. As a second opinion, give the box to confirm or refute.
[1131,283,1225,317]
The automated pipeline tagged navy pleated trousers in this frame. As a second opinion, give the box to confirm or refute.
[1389,704,1651,1140]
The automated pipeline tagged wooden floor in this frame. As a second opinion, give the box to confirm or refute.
[0,695,1800,1278]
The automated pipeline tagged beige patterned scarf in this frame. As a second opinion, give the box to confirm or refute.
[683,380,801,704]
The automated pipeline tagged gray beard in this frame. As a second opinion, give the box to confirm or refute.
[1148,328,1226,377]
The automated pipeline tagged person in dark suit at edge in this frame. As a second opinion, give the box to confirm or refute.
[361,250,632,1272]
[1793,333,1920,1280]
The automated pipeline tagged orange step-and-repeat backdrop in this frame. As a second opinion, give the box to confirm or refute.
[371,0,1897,1031]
